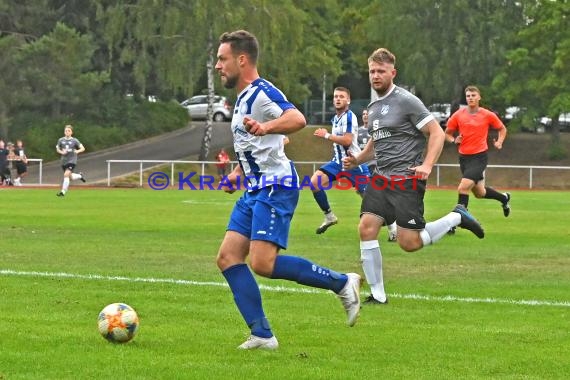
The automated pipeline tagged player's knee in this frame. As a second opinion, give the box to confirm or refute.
[458,183,470,193]
[399,241,421,252]
[358,221,378,240]
[215,251,230,270]
[249,258,273,278]
[397,233,422,252]
[216,250,244,271]
[473,190,485,199]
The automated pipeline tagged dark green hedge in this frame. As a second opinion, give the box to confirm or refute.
[11,96,188,161]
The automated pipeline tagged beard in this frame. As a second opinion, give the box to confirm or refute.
[222,74,238,89]
[373,83,390,96]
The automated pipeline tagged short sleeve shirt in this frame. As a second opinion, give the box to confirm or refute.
[367,85,434,177]
[56,137,82,165]
[231,78,297,190]
[330,110,361,164]
[446,107,504,155]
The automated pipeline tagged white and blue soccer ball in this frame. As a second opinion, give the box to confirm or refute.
[97,303,139,343]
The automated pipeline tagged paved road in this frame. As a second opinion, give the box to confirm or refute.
[26,122,233,185]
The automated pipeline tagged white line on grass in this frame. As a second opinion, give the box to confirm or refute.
[182,200,235,205]
[2,268,570,308]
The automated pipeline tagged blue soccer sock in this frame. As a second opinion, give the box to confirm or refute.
[271,255,347,294]
[313,190,331,213]
[222,263,273,338]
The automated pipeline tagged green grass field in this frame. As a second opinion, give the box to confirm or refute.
[1,187,569,379]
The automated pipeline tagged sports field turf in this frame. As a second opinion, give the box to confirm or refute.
[1,187,569,379]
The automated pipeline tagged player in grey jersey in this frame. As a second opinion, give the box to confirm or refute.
[343,48,484,305]
[55,125,86,196]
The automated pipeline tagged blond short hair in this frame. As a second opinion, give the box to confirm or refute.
[368,48,396,66]
[465,85,480,94]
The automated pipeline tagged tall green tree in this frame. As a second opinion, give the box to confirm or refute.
[0,0,58,137]
[493,0,569,157]
[363,0,525,105]
[0,35,23,138]
[16,22,109,118]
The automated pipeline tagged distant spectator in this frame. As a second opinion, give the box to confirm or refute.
[215,148,230,180]
[0,140,11,186]
[13,139,28,186]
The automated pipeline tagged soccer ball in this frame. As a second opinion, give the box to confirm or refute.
[97,303,139,343]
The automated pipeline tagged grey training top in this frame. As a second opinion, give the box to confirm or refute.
[367,85,434,177]
[56,137,82,165]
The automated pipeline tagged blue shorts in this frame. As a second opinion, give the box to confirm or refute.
[227,185,299,250]
[319,161,370,193]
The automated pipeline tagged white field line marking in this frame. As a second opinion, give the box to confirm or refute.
[182,200,235,205]
[2,269,570,308]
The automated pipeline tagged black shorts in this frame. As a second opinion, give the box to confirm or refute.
[16,162,27,175]
[1,167,10,180]
[361,177,426,230]
[459,151,488,183]
[62,163,76,172]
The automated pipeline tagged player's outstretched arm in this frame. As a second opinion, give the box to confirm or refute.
[411,120,445,180]
[494,125,507,150]
[343,139,374,170]
[221,165,243,194]
[244,109,306,136]
[76,144,86,154]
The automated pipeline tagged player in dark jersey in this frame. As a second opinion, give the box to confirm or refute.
[343,48,484,305]
[55,125,86,196]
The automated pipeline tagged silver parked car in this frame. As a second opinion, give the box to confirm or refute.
[180,95,233,122]
[539,112,570,132]
[428,103,451,128]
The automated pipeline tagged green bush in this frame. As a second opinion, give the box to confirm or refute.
[548,141,568,160]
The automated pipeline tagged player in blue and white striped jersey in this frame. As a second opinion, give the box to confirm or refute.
[311,87,370,234]
[214,30,361,350]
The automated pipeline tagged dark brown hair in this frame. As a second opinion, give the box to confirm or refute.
[219,30,259,64]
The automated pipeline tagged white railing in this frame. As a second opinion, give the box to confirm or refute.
[106,159,239,187]
[433,163,570,188]
[106,159,570,189]
[7,158,43,184]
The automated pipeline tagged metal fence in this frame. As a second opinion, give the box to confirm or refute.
[6,158,43,185]
[105,159,570,190]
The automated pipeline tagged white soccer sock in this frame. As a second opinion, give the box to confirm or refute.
[71,173,82,181]
[421,212,461,246]
[387,222,397,234]
[360,240,387,302]
[62,177,70,192]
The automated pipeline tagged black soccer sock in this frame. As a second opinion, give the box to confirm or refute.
[484,187,507,203]
[458,193,469,208]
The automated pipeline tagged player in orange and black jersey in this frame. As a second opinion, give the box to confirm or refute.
[445,85,511,227]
